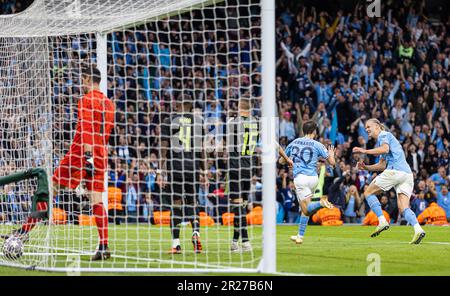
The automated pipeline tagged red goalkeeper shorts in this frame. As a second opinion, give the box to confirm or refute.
[52,153,106,192]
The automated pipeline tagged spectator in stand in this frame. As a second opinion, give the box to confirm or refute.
[209,182,227,222]
[150,172,164,214]
[417,202,448,225]
[279,111,296,142]
[140,191,152,223]
[382,192,399,223]
[198,174,214,218]
[312,207,343,226]
[326,171,347,210]
[107,181,123,225]
[249,176,263,209]
[406,144,422,174]
[437,185,450,222]
[363,210,391,226]
[343,185,362,223]
[415,179,437,203]
[116,135,131,164]
[411,189,429,216]
[126,173,139,223]
[279,172,299,223]
[430,166,449,193]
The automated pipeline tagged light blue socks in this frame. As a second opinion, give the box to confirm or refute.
[298,214,309,237]
[366,194,383,218]
[403,208,419,226]
[306,202,322,215]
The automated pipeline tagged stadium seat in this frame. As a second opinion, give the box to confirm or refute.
[107,186,123,211]
[52,208,67,225]
[153,210,171,226]
[199,212,215,226]
[247,206,263,225]
[312,208,343,226]
[222,212,234,226]
[79,214,97,226]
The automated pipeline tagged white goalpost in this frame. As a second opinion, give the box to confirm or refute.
[0,0,276,273]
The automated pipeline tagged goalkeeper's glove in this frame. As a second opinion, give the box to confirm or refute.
[84,151,95,178]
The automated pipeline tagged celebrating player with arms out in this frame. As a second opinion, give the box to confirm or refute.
[279,121,336,244]
[353,118,426,244]
[226,97,259,253]
[160,94,206,254]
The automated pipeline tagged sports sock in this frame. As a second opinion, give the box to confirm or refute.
[171,206,182,240]
[93,203,108,246]
[21,201,48,233]
[403,208,420,230]
[366,195,384,220]
[192,220,200,235]
[172,238,180,248]
[378,215,387,224]
[298,214,309,237]
[414,223,423,233]
[306,202,321,215]
[232,205,241,241]
[232,204,249,242]
[240,206,249,243]
[186,205,200,234]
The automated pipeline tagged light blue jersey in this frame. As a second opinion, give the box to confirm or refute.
[376,131,412,173]
[285,137,328,177]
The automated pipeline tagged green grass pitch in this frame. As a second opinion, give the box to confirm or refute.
[0,225,449,276]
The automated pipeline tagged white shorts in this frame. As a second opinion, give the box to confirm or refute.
[294,174,319,201]
[372,170,414,197]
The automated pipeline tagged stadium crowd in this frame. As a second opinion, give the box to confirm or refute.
[275,0,450,225]
[1,0,450,226]
[0,0,31,14]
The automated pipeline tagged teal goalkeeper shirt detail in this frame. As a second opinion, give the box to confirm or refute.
[285,137,329,177]
[376,131,412,174]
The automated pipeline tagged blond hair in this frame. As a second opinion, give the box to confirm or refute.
[367,118,386,131]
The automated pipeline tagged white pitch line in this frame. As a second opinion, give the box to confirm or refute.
[423,242,450,245]
[273,271,328,276]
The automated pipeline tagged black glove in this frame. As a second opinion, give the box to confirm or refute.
[84,151,94,178]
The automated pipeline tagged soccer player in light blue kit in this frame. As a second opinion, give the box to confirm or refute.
[353,118,426,244]
[279,121,336,244]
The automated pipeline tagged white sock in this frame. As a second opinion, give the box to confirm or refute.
[378,215,387,225]
[172,238,180,248]
[413,223,423,233]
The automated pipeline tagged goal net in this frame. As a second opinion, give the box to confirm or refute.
[0,0,273,273]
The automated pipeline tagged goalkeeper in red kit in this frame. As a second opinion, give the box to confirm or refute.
[2,66,115,261]
[54,65,115,260]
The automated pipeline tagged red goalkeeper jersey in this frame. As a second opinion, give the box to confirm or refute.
[53,89,115,192]
[71,89,115,160]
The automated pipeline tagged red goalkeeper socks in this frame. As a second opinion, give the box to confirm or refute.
[21,201,48,233]
[93,203,108,246]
